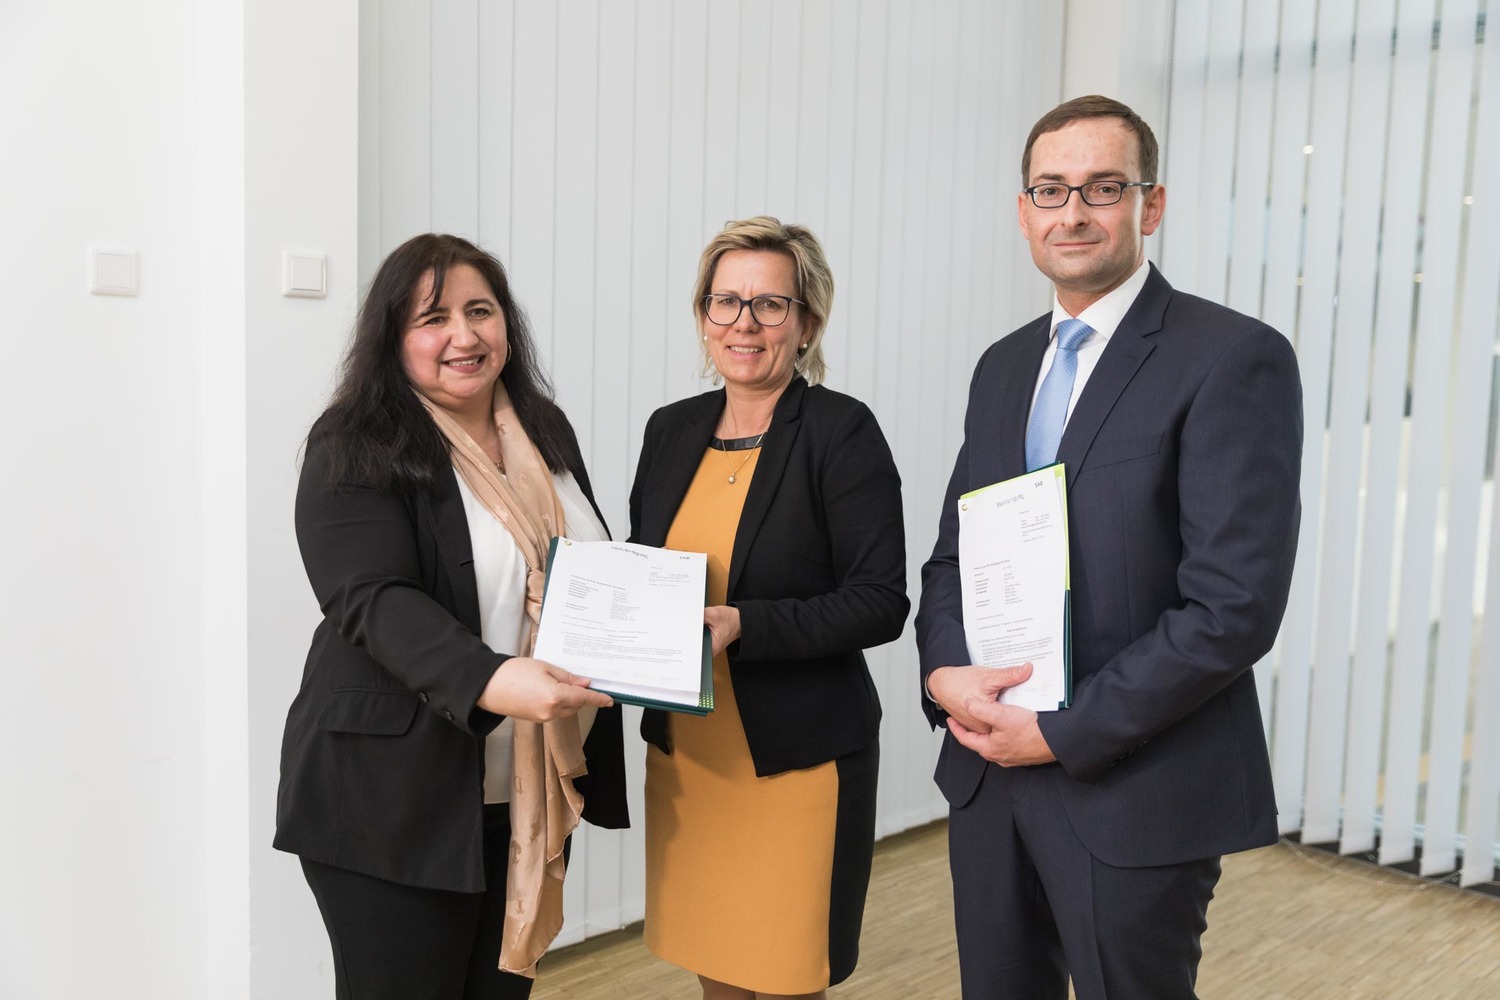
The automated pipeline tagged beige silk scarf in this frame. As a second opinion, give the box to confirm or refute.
[417,382,588,978]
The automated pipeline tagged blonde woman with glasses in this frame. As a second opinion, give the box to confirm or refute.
[629,217,908,1000]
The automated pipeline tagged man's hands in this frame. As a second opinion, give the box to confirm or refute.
[926,662,1057,767]
[476,656,613,722]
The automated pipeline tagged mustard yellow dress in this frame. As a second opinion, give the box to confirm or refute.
[643,440,875,994]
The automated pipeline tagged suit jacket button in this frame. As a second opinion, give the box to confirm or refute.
[418,691,429,703]
[443,709,454,721]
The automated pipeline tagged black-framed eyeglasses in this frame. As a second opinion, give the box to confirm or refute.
[1023,180,1155,209]
[702,293,805,327]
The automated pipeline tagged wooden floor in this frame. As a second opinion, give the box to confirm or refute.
[536,821,1500,999]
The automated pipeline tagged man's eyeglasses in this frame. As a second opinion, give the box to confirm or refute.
[702,294,805,327]
[1023,180,1155,209]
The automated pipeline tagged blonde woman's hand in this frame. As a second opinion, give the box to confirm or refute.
[704,604,742,657]
[476,656,613,722]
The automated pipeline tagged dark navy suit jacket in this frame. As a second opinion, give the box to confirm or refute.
[915,265,1301,868]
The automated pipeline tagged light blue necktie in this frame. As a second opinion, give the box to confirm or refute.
[1025,318,1094,471]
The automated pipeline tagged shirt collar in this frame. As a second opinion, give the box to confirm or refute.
[1048,258,1152,343]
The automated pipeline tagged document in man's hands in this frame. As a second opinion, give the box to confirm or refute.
[533,538,714,715]
[958,464,1072,711]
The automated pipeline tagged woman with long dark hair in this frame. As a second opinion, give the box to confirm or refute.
[275,233,628,999]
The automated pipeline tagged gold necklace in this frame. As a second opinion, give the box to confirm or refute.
[721,394,767,485]
[724,432,765,485]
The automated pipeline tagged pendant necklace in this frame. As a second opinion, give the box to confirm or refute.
[725,433,765,485]
[722,396,767,485]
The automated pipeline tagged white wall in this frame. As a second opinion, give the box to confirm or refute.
[0,3,214,996]
[0,1,358,996]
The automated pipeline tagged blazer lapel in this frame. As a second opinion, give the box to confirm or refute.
[998,317,1052,481]
[422,466,483,634]
[1055,265,1170,490]
[727,377,807,598]
[642,391,721,546]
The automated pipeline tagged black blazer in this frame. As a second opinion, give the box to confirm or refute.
[630,377,909,776]
[274,418,629,894]
[916,265,1301,867]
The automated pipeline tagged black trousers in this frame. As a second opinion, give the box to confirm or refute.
[948,762,1222,1000]
[301,804,533,1000]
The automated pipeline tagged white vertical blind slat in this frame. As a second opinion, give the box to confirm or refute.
[357,0,383,284]
[1158,0,1209,287]
[552,1,612,940]
[1467,510,1500,885]
[921,0,960,562]
[1381,0,1480,868]
[507,0,559,361]
[895,0,934,582]
[940,0,981,444]
[666,0,710,402]
[701,0,740,240]
[966,0,1006,372]
[627,0,673,460]
[819,0,859,392]
[1339,0,1436,856]
[428,0,479,239]
[895,0,950,831]
[1262,0,1318,834]
[1188,0,1245,304]
[1223,0,1276,319]
[844,0,887,405]
[1297,0,1360,845]
[1422,1,1492,876]
[1305,0,1396,848]
[792,1,830,237]
[593,0,647,925]
[1229,0,1281,731]
[551,0,601,435]
[1460,3,1500,889]
[733,4,772,215]
[475,0,515,259]
[380,0,433,243]
[875,0,922,835]
[765,0,804,218]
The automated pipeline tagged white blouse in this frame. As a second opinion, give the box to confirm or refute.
[455,468,610,804]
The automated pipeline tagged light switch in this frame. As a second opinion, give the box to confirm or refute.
[89,245,139,296]
[283,250,327,298]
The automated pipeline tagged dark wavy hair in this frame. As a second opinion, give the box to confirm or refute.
[310,233,576,492]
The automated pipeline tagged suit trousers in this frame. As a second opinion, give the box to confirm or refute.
[948,761,1221,1000]
[301,804,534,1000]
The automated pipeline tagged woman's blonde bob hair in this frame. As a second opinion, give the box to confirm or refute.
[691,215,833,386]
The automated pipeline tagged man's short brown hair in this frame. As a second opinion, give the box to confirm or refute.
[1021,95,1159,185]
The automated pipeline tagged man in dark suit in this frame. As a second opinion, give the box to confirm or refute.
[915,95,1302,999]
